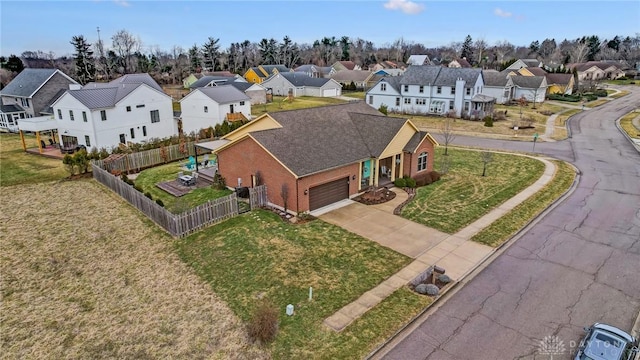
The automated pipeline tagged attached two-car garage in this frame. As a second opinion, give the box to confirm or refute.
[308,177,350,211]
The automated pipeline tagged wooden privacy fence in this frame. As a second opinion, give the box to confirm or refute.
[91,163,268,237]
[93,141,201,174]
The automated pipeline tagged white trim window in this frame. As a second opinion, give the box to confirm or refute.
[380,83,387,91]
[416,98,426,105]
[417,152,428,171]
[404,98,411,104]
[150,110,160,123]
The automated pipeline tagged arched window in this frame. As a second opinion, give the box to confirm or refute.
[417,152,428,171]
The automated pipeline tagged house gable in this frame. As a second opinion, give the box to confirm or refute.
[379,120,420,159]
[223,114,281,142]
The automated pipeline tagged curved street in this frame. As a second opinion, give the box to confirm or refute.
[376,86,640,360]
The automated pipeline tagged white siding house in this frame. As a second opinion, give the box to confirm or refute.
[482,70,515,104]
[511,76,547,104]
[52,74,175,150]
[366,66,491,118]
[179,85,251,134]
[260,72,342,97]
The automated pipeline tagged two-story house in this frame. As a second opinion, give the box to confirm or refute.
[179,85,251,134]
[366,66,493,118]
[52,73,175,151]
[0,68,77,132]
[243,65,290,84]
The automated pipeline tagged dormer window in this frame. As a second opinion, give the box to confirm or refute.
[380,83,387,91]
[404,85,409,92]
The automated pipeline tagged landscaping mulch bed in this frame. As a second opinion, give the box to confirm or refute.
[353,187,396,205]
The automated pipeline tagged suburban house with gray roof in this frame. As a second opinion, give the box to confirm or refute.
[510,75,547,104]
[0,68,77,132]
[505,59,543,71]
[213,102,438,213]
[294,64,335,78]
[482,70,515,104]
[189,75,266,104]
[330,70,375,90]
[51,73,175,150]
[366,65,494,118]
[179,85,251,134]
[260,72,342,97]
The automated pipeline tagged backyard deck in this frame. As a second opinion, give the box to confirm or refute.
[156,166,217,197]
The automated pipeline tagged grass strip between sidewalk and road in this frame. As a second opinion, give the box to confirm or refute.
[472,160,576,247]
[620,111,640,140]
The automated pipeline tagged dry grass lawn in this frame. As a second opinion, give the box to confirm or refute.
[0,180,268,359]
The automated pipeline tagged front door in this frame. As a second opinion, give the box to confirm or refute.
[119,134,126,144]
[229,104,234,114]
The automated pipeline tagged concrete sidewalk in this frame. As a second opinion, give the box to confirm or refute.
[323,157,556,332]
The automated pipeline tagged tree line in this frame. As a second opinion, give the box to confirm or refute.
[1,30,639,87]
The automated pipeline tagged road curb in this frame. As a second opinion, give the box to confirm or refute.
[366,159,581,360]
[615,114,640,154]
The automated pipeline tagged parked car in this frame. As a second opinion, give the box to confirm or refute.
[575,323,639,360]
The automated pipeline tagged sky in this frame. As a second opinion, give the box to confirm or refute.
[1,0,638,57]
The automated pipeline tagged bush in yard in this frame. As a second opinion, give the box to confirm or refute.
[144,192,153,200]
[73,150,90,174]
[405,177,416,188]
[483,116,494,127]
[155,199,164,207]
[247,299,279,344]
[394,177,407,188]
[378,104,388,115]
[62,154,75,175]
[429,171,441,182]
[212,173,227,190]
[437,274,451,284]
[594,89,608,97]
[134,185,143,193]
[413,172,433,187]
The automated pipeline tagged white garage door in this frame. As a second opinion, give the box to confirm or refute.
[322,88,338,97]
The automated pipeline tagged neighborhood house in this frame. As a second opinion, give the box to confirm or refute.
[213,102,438,213]
[179,85,251,134]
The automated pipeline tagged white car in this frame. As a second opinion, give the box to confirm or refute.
[575,323,639,360]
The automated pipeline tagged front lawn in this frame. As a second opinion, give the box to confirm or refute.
[252,96,348,116]
[133,161,232,213]
[472,160,575,247]
[402,147,545,234]
[175,210,426,359]
[0,133,68,187]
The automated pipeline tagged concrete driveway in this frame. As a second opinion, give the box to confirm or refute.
[319,201,450,258]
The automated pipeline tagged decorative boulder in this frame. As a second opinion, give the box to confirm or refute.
[425,284,440,296]
[415,284,429,295]
[437,274,452,284]
[415,283,440,296]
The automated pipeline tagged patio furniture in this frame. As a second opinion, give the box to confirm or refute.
[184,156,196,171]
[178,174,194,186]
[201,154,210,167]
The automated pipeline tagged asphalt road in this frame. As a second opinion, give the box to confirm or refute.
[376,87,640,360]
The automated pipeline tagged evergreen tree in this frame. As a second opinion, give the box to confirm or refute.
[340,36,350,61]
[188,44,201,72]
[202,37,220,71]
[3,55,25,73]
[528,40,540,55]
[70,35,96,84]
[461,35,473,60]
[585,35,601,61]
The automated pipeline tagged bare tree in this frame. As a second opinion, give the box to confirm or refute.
[480,152,494,177]
[570,41,589,63]
[440,117,456,155]
[474,38,488,67]
[111,29,141,74]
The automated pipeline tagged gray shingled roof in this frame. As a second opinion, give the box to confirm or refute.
[433,68,482,86]
[261,65,290,74]
[400,66,442,85]
[404,131,429,152]
[0,68,59,97]
[482,70,510,86]
[275,72,332,87]
[66,73,165,109]
[511,75,545,88]
[545,73,572,85]
[525,67,547,76]
[331,70,373,82]
[0,104,24,113]
[196,85,250,103]
[379,76,403,93]
[190,76,236,89]
[248,102,408,177]
[522,59,541,67]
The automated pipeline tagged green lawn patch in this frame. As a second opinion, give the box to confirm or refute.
[175,209,414,359]
[472,161,575,247]
[342,91,365,99]
[610,90,630,99]
[0,133,68,187]
[133,161,232,213]
[253,96,348,116]
[620,111,640,139]
[402,148,545,234]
